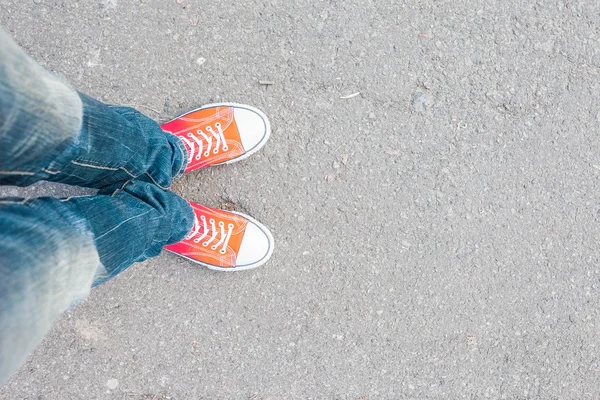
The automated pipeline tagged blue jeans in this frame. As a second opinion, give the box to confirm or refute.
[0,29,194,383]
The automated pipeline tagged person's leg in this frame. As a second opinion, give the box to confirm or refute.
[0,179,193,385]
[0,28,186,189]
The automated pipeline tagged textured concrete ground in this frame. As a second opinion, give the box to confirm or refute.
[1,0,600,399]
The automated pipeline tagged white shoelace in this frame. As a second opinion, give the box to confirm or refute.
[181,123,228,163]
[185,214,234,254]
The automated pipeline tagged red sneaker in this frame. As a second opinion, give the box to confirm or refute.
[165,202,274,271]
[161,103,270,173]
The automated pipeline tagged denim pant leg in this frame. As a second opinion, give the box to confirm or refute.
[0,28,187,189]
[0,180,193,385]
[0,28,195,385]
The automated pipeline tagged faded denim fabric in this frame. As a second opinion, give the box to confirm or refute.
[0,29,194,384]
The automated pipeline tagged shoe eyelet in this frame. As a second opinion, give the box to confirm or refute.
[220,249,226,254]
[202,242,209,247]
[228,223,234,229]
[215,122,221,128]
[211,245,218,250]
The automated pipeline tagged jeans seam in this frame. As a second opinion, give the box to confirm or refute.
[71,160,119,171]
[0,199,28,205]
[145,172,169,190]
[110,179,132,197]
[42,168,61,175]
[0,170,35,176]
[59,195,95,202]
[71,160,139,179]
[120,167,137,178]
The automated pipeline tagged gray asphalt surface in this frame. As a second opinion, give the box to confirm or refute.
[1,0,600,399]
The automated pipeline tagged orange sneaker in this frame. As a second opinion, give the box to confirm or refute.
[165,201,274,271]
[161,103,271,173]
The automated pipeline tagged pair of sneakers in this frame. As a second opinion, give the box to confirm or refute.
[161,104,274,271]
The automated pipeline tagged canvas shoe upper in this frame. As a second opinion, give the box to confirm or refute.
[161,103,270,172]
[165,202,274,271]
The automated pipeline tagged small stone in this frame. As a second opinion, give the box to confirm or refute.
[33,0,41,4]
[455,247,468,259]
[332,161,340,169]
[196,57,206,66]
[534,40,554,53]
[412,92,431,114]
[106,379,119,390]
[592,53,600,68]
[99,0,117,8]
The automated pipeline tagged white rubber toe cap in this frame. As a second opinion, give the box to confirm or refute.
[233,107,270,153]
[236,220,274,269]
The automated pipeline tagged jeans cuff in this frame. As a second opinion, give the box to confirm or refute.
[173,136,188,179]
